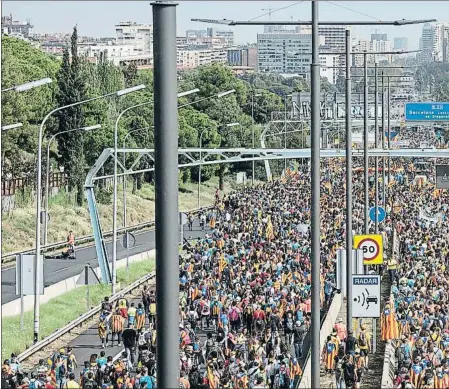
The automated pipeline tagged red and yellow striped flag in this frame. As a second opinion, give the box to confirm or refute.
[219,254,227,274]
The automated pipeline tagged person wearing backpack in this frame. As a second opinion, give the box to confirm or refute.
[345,329,357,355]
[148,292,157,328]
[397,337,412,370]
[229,303,241,332]
[82,372,98,389]
[358,324,371,369]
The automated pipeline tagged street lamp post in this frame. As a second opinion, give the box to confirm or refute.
[374,61,379,234]
[251,92,262,186]
[34,84,145,344]
[122,127,151,230]
[382,72,386,209]
[385,76,391,199]
[199,121,240,207]
[310,1,320,385]
[44,124,101,245]
[364,52,369,234]
[345,27,354,337]
[112,88,198,295]
[1,78,52,262]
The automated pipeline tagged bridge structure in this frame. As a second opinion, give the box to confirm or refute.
[85,146,449,283]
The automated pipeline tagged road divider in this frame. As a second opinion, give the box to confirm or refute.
[298,293,342,388]
[17,270,155,363]
[2,249,155,316]
[2,206,212,265]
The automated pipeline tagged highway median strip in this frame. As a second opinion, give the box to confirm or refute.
[1,257,155,361]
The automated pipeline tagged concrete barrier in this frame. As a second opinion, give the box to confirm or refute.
[2,249,155,317]
[381,340,397,388]
[298,293,343,388]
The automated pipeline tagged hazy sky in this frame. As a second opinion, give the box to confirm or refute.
[2,1,448,48]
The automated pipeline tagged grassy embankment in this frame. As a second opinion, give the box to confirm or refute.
[2,258,155,360]
[2,177,229,254]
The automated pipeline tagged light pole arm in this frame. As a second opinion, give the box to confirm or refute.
[178,95,218,109]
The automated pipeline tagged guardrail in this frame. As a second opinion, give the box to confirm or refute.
[17,271,156,362]
[2,206,212,264]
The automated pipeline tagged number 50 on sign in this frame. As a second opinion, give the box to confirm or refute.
[353,234,383,265]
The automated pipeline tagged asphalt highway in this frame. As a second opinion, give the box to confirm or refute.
[1,220,207,304]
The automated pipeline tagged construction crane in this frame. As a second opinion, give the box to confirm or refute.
[261,6,275,21]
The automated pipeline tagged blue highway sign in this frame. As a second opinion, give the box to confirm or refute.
[369,206,386,223]
[405,102,449,121]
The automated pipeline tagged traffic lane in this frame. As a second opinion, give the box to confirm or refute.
[1,221,208,304]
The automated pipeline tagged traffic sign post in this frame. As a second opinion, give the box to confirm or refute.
[353,234,383,265]
[436,165,449,189]
[336,249,364,296]
[351,275,381,318]
[179,212,187,247]
[405,102,449,121]
[120,232,136,278]
[369,206,386,223]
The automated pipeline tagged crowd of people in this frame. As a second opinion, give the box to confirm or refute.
[2,124,447,389]
[383,164,449,389]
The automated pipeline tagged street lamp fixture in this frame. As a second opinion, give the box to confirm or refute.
[116,84,146,96]
[2,123,23,131]
[177,88,200,97]
[226,122,240,127]
[2,78,53,93]
[178,89,236,109]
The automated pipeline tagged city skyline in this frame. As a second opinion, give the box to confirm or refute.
[2,1,448,47]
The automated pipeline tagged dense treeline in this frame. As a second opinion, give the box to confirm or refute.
[2,27,361,202]
[2,29,288,201]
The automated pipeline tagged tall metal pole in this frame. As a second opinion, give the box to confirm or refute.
[284,95,287,172]
[310,1,321,386]
[363,52,369,234]
[251,93,255,185]
[152,2,180,387]
[387,76,391,201]
[198,131,204,209]
[381,72,386,209]
[374,61,379,234]
[345,28,353,335]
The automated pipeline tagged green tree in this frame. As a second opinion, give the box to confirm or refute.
[1,36,59,180]
[55,26,87,205]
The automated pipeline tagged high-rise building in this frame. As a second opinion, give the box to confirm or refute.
[257,32,313,76]
[115,21,153,56]
[417,23,445,63]
[371,33,387,42]
[257,32,339,80]
[394,37,408,51]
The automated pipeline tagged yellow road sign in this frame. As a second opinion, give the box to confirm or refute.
[353,234,383,265]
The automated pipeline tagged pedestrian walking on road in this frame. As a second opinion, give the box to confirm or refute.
[122,325,138,369]
[110,310,124,347]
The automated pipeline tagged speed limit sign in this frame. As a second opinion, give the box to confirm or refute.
[353,234,383,265]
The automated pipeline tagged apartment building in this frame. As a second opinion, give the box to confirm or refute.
[257,32,326,78]
[1,14,33,37]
